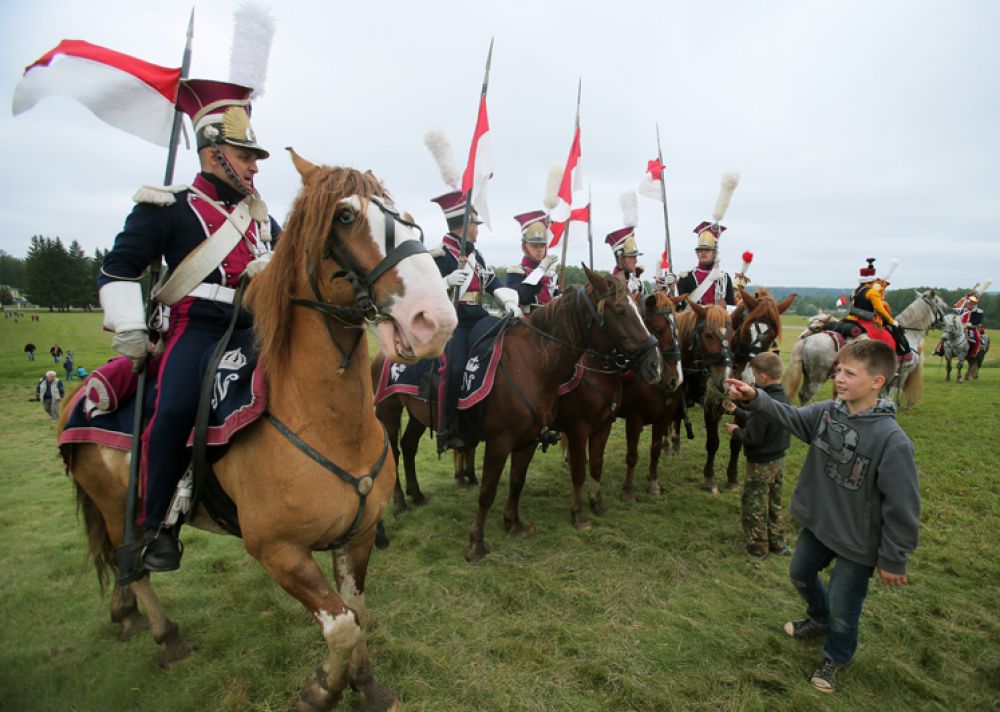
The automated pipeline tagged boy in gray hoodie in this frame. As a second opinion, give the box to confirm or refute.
[727,340,920,694]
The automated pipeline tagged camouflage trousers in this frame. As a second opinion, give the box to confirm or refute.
[741,457,785,556]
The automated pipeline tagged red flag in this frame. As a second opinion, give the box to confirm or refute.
[836,293,848,308]
[12,40,181,147]
[549,203,590,247]
[550,126,582,224]
[461,94,493,227]
[638,157,667,202]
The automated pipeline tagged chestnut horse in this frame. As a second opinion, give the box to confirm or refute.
[677,301,735,494]
[374,267,662,561]
[573,291,686,517]
[58,156,456,712]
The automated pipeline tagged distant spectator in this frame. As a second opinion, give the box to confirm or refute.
[25,343,36,361]
[39,371,64,420]
[76,366,88,379]
[64,351,75,380]
[50,343,63,364]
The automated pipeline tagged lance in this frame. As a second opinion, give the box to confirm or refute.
[655,123,675,294]
[454,37,493,306]
[559,78,581,288]
[118,7,194,586]
[587,183,593,270]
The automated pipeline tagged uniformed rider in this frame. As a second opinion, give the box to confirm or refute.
[960,292,987,359]
[504,210,558,314]
[606,227,644,298]
[432,190,519,451]
[676,222,736,309]
[98,79,280,571]
[839,258,904,353]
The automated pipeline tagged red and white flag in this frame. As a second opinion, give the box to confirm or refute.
[549,204,590,247]
[461,94,494,228]
[12,40,181,147]
[638,158,666,201]
[835,293,848,308]
[549,125,585,247]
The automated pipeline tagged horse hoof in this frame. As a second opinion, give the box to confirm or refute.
[572,510,592,531]
[589,497,608,516]
[465,543,487,563]
[356,678,401,712]
[703,482,720,495]
[409,493,429,507]
[725,481,740,493]
[391,500,408,518]
[621,490,637,505]
[156,637,193,668]
[507,521,535,538]
[454,478,471,491]
[646,481,661,496]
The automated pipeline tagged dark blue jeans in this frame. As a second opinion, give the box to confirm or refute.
[789,528,874,665]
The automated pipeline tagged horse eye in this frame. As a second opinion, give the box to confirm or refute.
[337,209,356,225]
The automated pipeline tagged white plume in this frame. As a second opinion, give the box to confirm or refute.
[620,190,638,227]
[880,258,900,282]
[711,171,741,223]
[543,164,563,211]
[423,128,460,189]
[977,278,992,296]
[228,2,277,99]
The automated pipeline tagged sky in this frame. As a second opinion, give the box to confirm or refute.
[1,0,998,290]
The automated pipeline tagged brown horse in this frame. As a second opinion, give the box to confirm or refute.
[677,300,735,494]
[374,267,662,561]
[721,288,797,484]
[557,291,686,523]
[58,155,456,712]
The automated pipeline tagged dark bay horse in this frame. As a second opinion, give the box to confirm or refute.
[374,266,662,561]
[576,291,686,516]
[58,156,456,712]
[677,300,735,494]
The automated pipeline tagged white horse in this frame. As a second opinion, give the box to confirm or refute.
[784,290,949,407]
[938,312,970,382]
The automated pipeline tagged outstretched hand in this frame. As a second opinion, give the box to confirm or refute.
[878,568,909,586]
[725,378,757,402]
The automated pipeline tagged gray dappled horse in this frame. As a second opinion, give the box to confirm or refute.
[938,312,970,382]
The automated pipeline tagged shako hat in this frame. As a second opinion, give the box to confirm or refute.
[514,210,548,244]
[605,227,641,257]
[693,221,726,250]
[176,79,269,158]
[858,258,877,284]
[431,190,482,229]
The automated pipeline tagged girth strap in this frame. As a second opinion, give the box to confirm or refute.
[264,412,390,550]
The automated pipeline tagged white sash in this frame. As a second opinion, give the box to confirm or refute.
[688,264,721,305]
[151,188,254,306]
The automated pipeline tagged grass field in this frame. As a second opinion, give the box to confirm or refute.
[1,311,998,711]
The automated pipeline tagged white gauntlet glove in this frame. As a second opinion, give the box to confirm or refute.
[657,271,677,289]
[241,252,273,280]
[444,265,473,288]
[493,287,521,317]
[112,330,152,373]
[538,254,559,272]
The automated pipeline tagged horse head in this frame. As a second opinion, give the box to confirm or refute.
[247,150,457,369]
[643,292,684,392]
[732,288,795,371]
[679,298,733,392]
[582,265,662,384]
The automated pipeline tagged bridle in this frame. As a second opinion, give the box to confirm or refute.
[684,314,734,379]
[291,195,429,373]
[733,305,777,364]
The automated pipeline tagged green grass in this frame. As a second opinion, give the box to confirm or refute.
[1,313,998,711]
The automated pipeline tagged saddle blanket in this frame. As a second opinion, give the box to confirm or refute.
[374,315,505,410]
[58,332,267,452]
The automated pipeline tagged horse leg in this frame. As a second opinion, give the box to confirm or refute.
[944,356,951,381]
[725,437,742,491]
[466,439,511,562]
[128,575,193,667]
[377,401,408,517]
[646,419,665,496]
[110,580,149,641]
[565,425,592,530]
[588,421,612,516]
[621,416,641,504]
[453,445,478,489]
[254,543,386,712]
[399,416,427,506]
[503,442,538,537]
[703,408,720,495]
[670,417,681,455]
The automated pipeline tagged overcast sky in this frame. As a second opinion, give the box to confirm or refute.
[1,0,998,290]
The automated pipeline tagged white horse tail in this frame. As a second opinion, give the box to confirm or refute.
[784,338,806,403]
[901,347,925,409]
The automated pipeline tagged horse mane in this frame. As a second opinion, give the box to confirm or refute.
[529,285,586,342]
[677,303,729,344]
[245,166,389,371]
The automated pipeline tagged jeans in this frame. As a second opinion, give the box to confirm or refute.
[789,528,874,665]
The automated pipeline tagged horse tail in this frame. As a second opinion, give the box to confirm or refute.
[75,477,115,594]
[784,339,805,402]
[901,349,925,409]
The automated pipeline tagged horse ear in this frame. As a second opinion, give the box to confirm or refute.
[286,147,320,182]
[644,294,658,312]
[688,298,706,319]
[583,263,608,292]
[740,289,758,311]
[777,292,797,314]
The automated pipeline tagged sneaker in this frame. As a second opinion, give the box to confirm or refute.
[783,618,827,640]
[809,657,841,693]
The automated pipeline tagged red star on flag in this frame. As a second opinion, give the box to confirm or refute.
[647,158,665,181]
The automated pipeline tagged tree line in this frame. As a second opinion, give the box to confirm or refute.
[0,238,106,309]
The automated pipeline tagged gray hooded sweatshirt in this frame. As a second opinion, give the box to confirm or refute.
[743,391,920,574]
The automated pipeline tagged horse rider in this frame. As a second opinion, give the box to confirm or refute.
[606,226,644,298]
[98,79,280,572]
[504,210,559,315]
[959,292,987,360]
[675,222,736,310]
[835,258,907,354]
[431,190,520,452]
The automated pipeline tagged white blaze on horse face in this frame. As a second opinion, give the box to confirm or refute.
[343,196,456,362]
